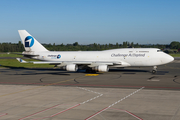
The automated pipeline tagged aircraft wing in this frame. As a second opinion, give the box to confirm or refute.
[16,58,62,64]
[35,61,116,65]
[16,58,130,67]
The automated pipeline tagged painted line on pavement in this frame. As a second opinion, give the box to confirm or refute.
[19,104,60,120]
[147,79,160,81]
[110,108,143,120]
[76,87,103,104]
[32,104,81,120]
[0,113,8,117]
[1,82,179,89]
[0,75,85,98]
[85,74,99,76]
[53,83,180,90]
[85,87,144,120]
[28,87,103,120]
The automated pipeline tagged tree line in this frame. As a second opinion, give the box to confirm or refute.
[0,41,179,53]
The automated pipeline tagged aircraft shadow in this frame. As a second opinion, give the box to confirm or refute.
[12,72,71,76]
[1,65,71,76]
[0,65,169,75]
[0,65,64,71]
[109,69,149,73]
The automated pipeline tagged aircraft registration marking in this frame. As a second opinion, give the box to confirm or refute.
[85,74,99,76]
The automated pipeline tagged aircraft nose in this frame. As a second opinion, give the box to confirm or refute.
[166,55,174,63]
[169,55,174,62]
[161,54,174,64]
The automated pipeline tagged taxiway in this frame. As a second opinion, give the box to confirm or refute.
[0,61,179,120]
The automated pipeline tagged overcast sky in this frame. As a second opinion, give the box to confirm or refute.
[0,0,180,44]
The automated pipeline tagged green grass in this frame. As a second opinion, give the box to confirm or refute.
[0,59,54,68]
[0,53,23,57]
[169,54,180,57]
[0,53,54,68]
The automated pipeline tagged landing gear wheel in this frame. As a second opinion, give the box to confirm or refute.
[152,70,157,74]
[152,66,157,74]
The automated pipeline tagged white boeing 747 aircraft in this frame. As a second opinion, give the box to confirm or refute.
[17,30,174,74]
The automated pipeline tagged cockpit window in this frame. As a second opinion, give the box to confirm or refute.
[157,50,162,52]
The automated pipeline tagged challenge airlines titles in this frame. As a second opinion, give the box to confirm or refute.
[111,53,145,57]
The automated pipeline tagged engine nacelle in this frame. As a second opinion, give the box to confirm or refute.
[64,64,78,71]
[93,65,109,72]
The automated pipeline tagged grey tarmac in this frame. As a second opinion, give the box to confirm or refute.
[0,61,179,120]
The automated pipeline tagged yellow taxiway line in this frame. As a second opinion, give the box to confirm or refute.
[85,74,99,76]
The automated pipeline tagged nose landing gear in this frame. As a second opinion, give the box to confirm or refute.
[152,66,157,74]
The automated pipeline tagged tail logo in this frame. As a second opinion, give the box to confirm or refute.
[57,54,61,59]
[25,36,34,47]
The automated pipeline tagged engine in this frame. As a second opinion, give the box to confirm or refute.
[92,65,109,72]
[64,64,78,71]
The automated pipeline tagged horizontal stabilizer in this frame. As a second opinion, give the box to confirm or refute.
[16,58,28,63]
[11,52,39,57]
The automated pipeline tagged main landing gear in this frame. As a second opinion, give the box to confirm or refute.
[86,68,96,73]
[152,66,157,74]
